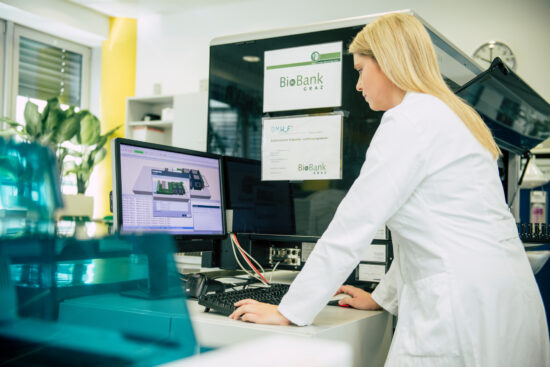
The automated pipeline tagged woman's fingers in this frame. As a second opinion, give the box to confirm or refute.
[234,298,259,307]
[339,284,362,296]
[229,301,291,325]
[229,303,254,320]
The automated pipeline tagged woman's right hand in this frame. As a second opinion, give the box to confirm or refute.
[335,285,382,310]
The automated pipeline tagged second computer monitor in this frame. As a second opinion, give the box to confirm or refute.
[223,156,294,235]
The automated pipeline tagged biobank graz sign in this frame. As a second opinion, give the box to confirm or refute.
[263,42,342,113]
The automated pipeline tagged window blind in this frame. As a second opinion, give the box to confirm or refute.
[18,36,83,106]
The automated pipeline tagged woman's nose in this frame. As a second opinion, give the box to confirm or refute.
[356,78,362,92]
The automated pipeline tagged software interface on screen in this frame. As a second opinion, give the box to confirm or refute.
[119,144,223,235]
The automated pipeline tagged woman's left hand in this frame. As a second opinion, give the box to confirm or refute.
[229,299,291,325]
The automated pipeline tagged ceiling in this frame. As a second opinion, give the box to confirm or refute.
[66,0,245,17]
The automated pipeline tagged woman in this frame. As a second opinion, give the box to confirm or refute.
[229,13,550,366]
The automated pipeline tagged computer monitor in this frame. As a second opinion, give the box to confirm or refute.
[111,138,226,251]
[455,57,550,155]
[223,156,294,234]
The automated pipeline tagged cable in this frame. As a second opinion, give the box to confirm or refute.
[232,234,267,279]
[230,234,260,283]
[231,233,269,285]
[230,233,269,285]
[229,233,267,285]
[269,261,281,283]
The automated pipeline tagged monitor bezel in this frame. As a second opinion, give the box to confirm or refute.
[112,137,226,239]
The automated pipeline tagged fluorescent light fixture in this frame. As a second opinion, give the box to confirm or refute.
[242,55,260,62]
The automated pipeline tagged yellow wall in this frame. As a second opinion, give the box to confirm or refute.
[89,17,136,219]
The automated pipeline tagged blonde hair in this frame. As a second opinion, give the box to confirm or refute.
[349,13,501,158]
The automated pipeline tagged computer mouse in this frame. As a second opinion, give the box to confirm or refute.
[327,293,351,306]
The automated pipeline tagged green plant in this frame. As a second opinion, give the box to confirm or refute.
[1,97,119,194]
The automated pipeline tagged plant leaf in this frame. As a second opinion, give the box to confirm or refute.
[41,97,59,123]
[57,114,80,142]
[79,113,100,145]
[92,147,107,166]
[91,124,121,153]
[0,117,23,129]
[62,105,76,120]
[44,107,63,144]
[41,98,60,136]
[24,101,41,137]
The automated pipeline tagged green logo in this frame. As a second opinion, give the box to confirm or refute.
[311,51,320,62]
[280,73,324,89]
[298,162,327,175]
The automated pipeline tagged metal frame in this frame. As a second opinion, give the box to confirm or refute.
[210,9,482,84]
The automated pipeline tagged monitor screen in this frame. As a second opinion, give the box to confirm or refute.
[223,156,294,234]
[455,58,550,155]
[112,138,225,238]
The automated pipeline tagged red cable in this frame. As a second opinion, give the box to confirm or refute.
[232,233,269,284]
[233,234,269,284]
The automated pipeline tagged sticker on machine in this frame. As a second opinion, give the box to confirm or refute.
[358,264,386,282]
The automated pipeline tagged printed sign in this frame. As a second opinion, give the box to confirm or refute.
[262,114,342,181]
[263,42,342,112]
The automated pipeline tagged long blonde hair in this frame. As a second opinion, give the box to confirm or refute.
[349,13,501,158]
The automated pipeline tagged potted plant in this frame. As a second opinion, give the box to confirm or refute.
[1,97,119,217]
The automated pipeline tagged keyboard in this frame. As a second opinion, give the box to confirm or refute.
[198,283,290,316]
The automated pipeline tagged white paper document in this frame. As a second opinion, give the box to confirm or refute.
[263,41,342,112]
[262,114,342,181]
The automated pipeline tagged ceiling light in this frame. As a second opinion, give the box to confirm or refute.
[242,56,260,63]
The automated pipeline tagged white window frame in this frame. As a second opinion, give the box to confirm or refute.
[0,19,6,119]
[6,23,91,119]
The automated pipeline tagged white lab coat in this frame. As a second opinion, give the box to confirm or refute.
[278,92,550,366]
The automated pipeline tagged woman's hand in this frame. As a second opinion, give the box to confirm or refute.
[335,285,382,310]
[229,299,291,325]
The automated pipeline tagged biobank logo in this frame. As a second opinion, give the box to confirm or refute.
[298,162,327,175]
[280,73,323,89]
[266,50,341,92]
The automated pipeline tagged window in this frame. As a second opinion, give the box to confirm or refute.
[10,25,91,123]
[2,23,92,194]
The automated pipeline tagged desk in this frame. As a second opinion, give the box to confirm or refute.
[59,271,392,367]
[189,300,392,367]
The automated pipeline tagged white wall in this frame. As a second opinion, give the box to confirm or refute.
[135,0,550,103]
[0,0,108,46]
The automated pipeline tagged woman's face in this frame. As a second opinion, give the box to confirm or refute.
[353,54,403,111]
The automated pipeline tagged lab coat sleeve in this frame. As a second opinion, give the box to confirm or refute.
[278,109,429,326]
[371,256,400,315]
